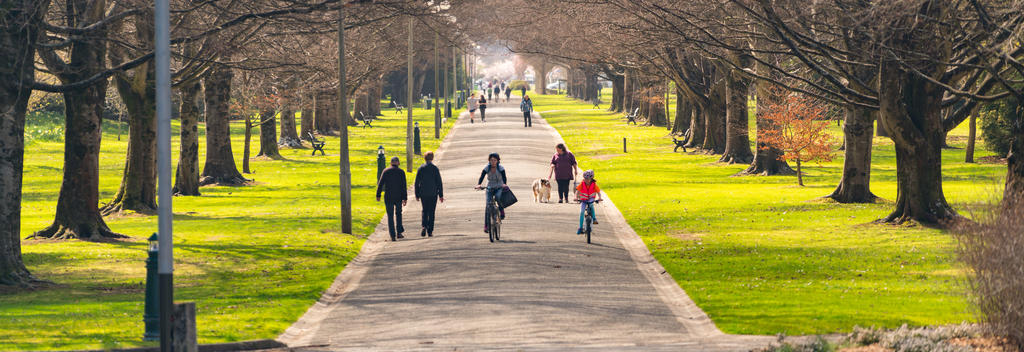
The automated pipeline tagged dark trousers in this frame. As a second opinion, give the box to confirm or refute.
[480,108,486,121]
[523,111,532,127]
[385,199,404,239]
[421,196,437,234]
[556,179,571,201]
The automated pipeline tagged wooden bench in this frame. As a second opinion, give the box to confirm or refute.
[672,137,688,152]
[307,132,326,156]
[624,107,639,125]
[392,102,404,114]
[358,112,373,128]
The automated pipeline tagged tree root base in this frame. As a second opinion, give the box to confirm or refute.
[718,154,754,165]
[28,222,127,241]
[278,137,304,148]
[199,175,250,187]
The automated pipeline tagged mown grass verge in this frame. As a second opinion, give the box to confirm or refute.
[2,105,455,350]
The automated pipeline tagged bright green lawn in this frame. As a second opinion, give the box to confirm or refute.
[2,105,455,351]
[534,93,1004,335]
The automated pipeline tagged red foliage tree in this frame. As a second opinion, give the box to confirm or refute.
[758,93,837,186]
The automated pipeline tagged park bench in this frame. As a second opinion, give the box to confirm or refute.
[392,102,404,114]
[358,112,373,128]
[307,132,326,156]
[624,107,639,125]
[672,137,688,152]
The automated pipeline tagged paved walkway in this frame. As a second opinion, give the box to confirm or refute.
[278,98,774,351]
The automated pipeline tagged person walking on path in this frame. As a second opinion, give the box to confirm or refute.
[492,85,500,103]
[520,94,534,127]
[520,85,527,98]
[547,143,578,203]
[467,93,479,123]
[376,157,408,241]
[487,83,494,101]
[474,153,508,234]
[414,151,444,237]
[478,94,487,122]
[504,86,511,102]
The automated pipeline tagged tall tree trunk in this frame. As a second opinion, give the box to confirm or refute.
[174,82,201,196]
[740,84,794,176]
[623,70,633,113]
[199,67,247,185]
[279,108,302,147]
[535,60,547,95]
[719,70,753,164]
[315,92,339,134]
[701,82,727,154]
[1003,102,1024,212]
[646,84,668,126]
[686,104,706,148]
[1,0,48,285]
[300,100,314,141]
[34,0,125,240]
[877,60,960,226]
[370,78,383,116]
[103,63,157,215]
[965,113,976,163]
[827,106,877,202]
[257,109,281,159]
[243,115,252,173]
[611,72,624,112]
[672,92,691,135]
[354,89,370,121]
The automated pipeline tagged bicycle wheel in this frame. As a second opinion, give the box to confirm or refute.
[494,217,501,241]
[585,216,592,244]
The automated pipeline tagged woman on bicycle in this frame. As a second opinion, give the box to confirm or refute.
[475,153,507,233]
[576,170,602,234]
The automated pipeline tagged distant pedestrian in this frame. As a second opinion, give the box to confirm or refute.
[376,157,407,241]
[415,151,444,237]
[487,83,494,101]
[478,94,487,122]
[467,93,479,123]
[520,85,526,98]
[492,86,500,103]
[547,143,578,203]
[520,94,533,127]
[504,86,511,102]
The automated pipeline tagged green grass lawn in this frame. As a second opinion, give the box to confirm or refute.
[533,93,1004,335]
[2,105,455,351]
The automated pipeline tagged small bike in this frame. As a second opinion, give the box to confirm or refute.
[581,199,600,244]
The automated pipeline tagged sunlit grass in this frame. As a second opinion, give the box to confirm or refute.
[3,104,456,350]
[534,93,1003,335]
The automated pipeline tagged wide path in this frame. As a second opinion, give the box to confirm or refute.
[278,98,773,351]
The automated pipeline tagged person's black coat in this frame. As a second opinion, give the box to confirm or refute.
[376,166,407,203]
[415,162,444,199]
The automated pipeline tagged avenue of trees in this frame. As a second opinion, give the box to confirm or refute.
[1,0,479,287]
[468,0,1023,225]
[2,3,1023,339]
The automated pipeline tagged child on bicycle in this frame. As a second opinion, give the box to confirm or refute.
[576,170,602,234]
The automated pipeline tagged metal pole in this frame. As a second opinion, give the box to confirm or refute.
[154,0,174,350]
[338,1,352,234]
[434,33,440,139]
[406,17,414,172]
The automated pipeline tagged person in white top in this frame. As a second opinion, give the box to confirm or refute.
[467,93,479,124]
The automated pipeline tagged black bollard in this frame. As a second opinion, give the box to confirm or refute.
[414,122,421,155]
[144,233,160,341]
[376,145,386,182]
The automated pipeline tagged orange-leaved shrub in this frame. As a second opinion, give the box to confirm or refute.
[757,92,836,186]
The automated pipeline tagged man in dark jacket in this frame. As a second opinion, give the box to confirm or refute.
[414,151,444,237]
[376,157,407,241]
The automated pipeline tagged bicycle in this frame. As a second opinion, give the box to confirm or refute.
[475,187,501,242]
[581,199,600,244]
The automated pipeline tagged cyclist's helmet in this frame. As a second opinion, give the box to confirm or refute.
[488,152,501,163]
[582,170,594,179]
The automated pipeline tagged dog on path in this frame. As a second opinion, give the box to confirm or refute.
[532,178,552,203]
